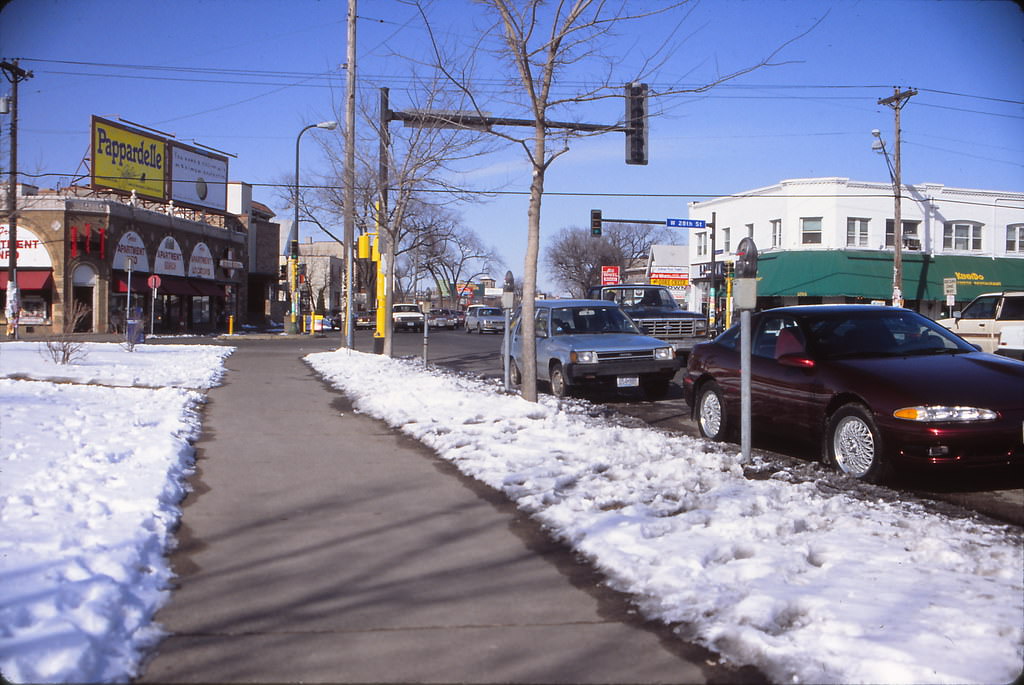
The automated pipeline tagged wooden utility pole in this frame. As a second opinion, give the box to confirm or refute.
[342,0,357,347]
[2,59,33,339]
[878,86,917,307]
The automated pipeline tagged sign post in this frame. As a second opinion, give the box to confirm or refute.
[943,277,957,317]
[147,274,162,335]
[502,271,516,391]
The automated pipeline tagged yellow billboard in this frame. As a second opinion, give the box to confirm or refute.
[91,116,167,200]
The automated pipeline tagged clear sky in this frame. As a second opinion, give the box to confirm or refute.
[2,0,1022,290]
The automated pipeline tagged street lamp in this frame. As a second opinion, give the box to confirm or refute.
[872,128,903,307]
[287,120,337,334]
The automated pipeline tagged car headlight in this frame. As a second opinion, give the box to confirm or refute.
[893,406,998,422]
[571,350,598,364]
[654,347,674,361]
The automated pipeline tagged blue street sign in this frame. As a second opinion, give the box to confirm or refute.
[666,218,706,228]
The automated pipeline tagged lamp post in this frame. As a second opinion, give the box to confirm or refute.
[288,120,337,334]
[872,128,902,307]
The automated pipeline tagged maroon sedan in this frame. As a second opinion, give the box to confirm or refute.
[684,305,1024,482]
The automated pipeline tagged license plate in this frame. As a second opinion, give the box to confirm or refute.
[617,375,640,388]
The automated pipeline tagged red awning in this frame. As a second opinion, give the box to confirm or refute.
[0,270,54,290]
[190,280,225,297]
[112,276,152,294]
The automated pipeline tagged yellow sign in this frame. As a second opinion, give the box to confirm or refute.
[91,116,167,200]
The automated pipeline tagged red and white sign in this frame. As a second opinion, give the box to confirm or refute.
[650,268,689,288]
[155,236,185,276]
[113,231,150,271]
[147,274,162,290]
[601,265,620,285]
[0,225,51,267]
[188,242,216,279]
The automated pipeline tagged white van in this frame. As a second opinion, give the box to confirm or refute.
[937,291,1024,353]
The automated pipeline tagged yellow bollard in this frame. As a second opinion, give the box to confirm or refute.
[228,315,234,335]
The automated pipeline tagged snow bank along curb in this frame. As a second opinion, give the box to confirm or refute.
[0,342,233,683]
[307,347,1023,685]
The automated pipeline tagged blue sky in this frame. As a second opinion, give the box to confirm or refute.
[2,0,1022,289]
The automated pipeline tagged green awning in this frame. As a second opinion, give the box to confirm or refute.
[755,251,1024,301]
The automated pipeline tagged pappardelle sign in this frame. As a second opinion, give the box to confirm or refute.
[91,116,168,201]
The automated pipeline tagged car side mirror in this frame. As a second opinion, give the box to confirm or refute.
[953,311,962,320]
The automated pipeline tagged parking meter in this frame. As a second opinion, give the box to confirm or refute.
[734,237,758,462]
[502,271,515,390]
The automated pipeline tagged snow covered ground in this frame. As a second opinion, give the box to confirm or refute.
[306,348,1024,685]
[1,340,1021,684]
[0,342,232,683]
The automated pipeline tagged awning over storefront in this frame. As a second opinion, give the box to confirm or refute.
[190,280,225,297]
[755,251,1024,301]
[0,269,54,290]
[112,274,226,297]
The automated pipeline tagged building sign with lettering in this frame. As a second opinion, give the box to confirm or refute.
[113,231,150,271]
[155,236,185,276]
[188,242,216,279]
[171,143,229,212]
[92,117,168,201]
[0,225,51,267]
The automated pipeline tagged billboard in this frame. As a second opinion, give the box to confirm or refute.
[91,116,168,201]
[170,143,228,211]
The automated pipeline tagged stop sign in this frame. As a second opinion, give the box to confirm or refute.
[147,274,162,289]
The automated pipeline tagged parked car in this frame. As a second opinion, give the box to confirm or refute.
[684,305,1024,483]
[465,306,506,334]
[936,291,1024,353]
[392,303,424,332]
[587,284,708,359]
[354,310,376,329]
[505,299,679,399]
[427,308,458,329]
[454,310,467,328]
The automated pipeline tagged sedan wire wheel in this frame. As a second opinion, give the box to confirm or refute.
[698,389,722,439]
[832,414,876,478]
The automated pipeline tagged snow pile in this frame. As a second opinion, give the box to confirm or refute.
[307,347,1024,685]
[0,342,232,683]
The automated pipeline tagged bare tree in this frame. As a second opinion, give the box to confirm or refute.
[545,227,623,297]
[415,215,504,308]
[416,0,815,400]
[43,300,90,364]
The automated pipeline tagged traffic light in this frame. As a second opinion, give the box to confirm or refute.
[591,209,602,237]
[625,82,648,166]
[279,264,287,281]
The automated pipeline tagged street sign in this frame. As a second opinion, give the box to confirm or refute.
[147,274,162,290]
[666,218,706,228]
[943,277,957,296]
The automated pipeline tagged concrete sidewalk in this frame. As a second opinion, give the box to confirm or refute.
[139,338,762,684]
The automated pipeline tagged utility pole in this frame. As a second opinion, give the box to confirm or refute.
[2,60,32,339]
[878,86,917,308]
[342,0,357,347]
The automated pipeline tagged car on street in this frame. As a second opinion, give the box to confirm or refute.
[937,291,1024,353]
[587,284,708,359]
[684,305,1024,483]
[506,299,679,399]
[996,325,1024,360]
[465,306,506,334]
[355,310,376,329]
[427,308,458,329]
[392,303,424,332]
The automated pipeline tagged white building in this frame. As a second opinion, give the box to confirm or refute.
[687,177,1024,319]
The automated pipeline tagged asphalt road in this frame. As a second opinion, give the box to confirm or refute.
[366,326,1024,528]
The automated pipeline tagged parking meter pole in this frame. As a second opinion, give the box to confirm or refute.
[740,309,751,461]
[422,318,429,365]
[503,309,511,391]
[150,289,156,335]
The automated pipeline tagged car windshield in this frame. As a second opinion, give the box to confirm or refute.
[550,306,640,335]
[606,288,679,309]
[804,310,975,359]
[478,308,502,316]
[394,305,418,313]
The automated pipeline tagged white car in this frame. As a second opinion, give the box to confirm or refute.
[996,325,1024,361]
[392,303,424,332]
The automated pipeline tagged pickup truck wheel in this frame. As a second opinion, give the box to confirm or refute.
[549,363,571,398]
[696,381,728,441]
